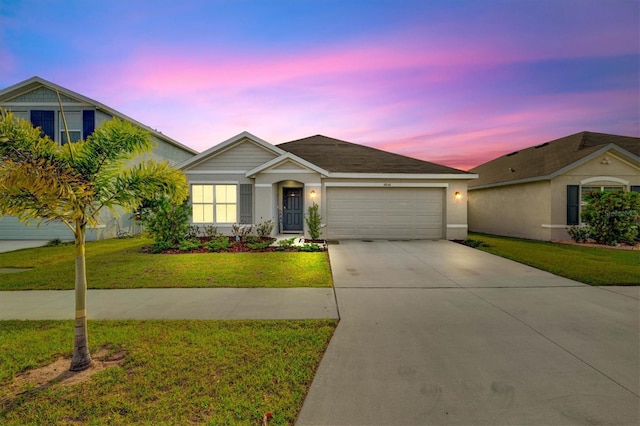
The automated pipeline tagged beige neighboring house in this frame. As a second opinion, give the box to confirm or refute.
[468,131,640,241]
[178,133,477,240]
[0,76,198,241]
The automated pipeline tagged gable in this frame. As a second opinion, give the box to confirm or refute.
[5,87,81,104]
[562,150,640,180]
[269,159,314,172]
[185,138,279,172]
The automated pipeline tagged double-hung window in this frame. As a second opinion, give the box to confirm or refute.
[59,111,82,144]
[191,184,237,223]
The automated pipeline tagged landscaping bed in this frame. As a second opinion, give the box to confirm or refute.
[143,236,328,254]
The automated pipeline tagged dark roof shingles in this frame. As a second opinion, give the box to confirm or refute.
[469,131,639,188]
[278,135,468,174]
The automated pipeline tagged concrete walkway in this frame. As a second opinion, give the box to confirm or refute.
[296,240,639,425]
[0,288,338,320]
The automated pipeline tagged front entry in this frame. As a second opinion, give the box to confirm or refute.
[283,188,303,232]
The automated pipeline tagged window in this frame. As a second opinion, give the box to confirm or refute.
[59,111,82,144]
[30,110,55,140]
[191,184,237,223]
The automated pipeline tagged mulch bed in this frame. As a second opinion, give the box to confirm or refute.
[142,237,327,254]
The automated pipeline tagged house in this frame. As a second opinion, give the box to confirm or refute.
[178,133,477,240]
[0,76,198,241]
[468,131,640,241]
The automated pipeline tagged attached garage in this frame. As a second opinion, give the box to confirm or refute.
[326,186,444,240]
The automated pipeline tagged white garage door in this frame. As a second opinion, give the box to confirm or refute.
[326,187,444,240]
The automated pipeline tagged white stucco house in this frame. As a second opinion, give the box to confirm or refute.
[0,76,198,241]
[178,132,477,240]
[468,131,640,241]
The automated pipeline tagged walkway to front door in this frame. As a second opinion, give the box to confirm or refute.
[283,188,303,232]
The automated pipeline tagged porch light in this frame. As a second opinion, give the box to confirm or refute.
[454,191,462,200]
[310,190,317,199]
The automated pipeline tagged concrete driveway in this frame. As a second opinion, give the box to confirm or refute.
[297,240,639,425]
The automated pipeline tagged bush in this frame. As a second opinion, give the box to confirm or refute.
[178,239,202,251]
[243,235,260,244]
[297,243,324,252]
[305,203,322,240]
[207,236,233,252]
[150,241,176,253]
[140,198,191,246]
[231,223,253,241]
[277,238,296,251]
[45,238,64,247]
[581,191,640,245]
[566,225,590,243]
[256,219,275,237]
[185,225,201,240]
[247,239,275,250]
[203,225,220,239]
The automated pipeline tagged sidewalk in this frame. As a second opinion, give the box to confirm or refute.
[0,288,339,320]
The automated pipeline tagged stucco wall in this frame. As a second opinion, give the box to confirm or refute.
[468,180,551,240]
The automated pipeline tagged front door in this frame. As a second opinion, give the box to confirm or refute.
[283,188,303,232]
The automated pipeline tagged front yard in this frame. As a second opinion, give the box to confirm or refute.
[467,233,639,286]
[0,237,332,290]
[0,319,337,425]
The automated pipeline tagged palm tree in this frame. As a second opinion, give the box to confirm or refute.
[0,111,188,371]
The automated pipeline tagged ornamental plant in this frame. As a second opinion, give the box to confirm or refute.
[305,202,322,240]
[581,190,640,245]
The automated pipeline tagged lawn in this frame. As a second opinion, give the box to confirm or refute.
[467,233,640,286]
[0,237,333,290]
[0,319,337,425]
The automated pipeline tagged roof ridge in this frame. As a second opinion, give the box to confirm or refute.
[577,131,590,150]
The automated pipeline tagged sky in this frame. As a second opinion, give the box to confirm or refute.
[0,0,638,171]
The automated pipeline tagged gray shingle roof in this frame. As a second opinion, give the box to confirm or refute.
[469,131,639,188]
[278,135,469,174]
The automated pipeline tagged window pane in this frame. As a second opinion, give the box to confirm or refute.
[192,205,204,223]
[603,186,623,193]
[192,185,204,203]
[216,205,236,223]
[203,186,213,203]
[216,185,236,203]
[203,205,214,222]
[226,185,237,203]
[61,131,82,144]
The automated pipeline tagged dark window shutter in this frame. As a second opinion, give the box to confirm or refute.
[631,186,640,193]
[83,110,95,138]
[239,184,253,224]
[567,185,580,225]
[30,110,55,140]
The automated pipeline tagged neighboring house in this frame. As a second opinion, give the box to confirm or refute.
[178,133,477,240]
[468,131,640,241]
[0,76,197,241]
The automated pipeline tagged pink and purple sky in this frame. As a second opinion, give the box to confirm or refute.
[1,0,638,170]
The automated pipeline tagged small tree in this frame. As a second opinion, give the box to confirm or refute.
[140,198,191,247]
[581,190,640,245]
[0,111,188,371]
[305,202,322,240]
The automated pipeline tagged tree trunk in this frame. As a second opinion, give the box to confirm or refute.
[70,221,92,371]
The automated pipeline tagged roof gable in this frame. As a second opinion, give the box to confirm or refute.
[469,131,640,189]
[0,76,197,155]
[178,131,284,171]
[277,135,469,174]
[246,152,329,177]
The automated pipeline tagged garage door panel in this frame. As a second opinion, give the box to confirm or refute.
[326,187,443,240]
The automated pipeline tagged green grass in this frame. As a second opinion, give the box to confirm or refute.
[0,319,337,425]
[0,237,332,290]
[467,233,640,286]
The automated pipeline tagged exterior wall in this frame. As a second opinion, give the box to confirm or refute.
[187,140,278,172]
[468,181,551,240]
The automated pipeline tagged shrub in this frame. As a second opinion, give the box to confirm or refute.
[566,225,590,243]
[277,237,296,251]
[247,239,274,250]
[297,243,324,252]
[581,191,640,245]
[46,238,63,247]
[243,235,260,244]
[178,239,202,251]
[140,198,191,246]
[203,225,220,239]
[150,240,176,253]
[231,223,253,241]
[185,225,201,240]
[305,202,322,240]
[207,236,232,252]
[256,219,275,237]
